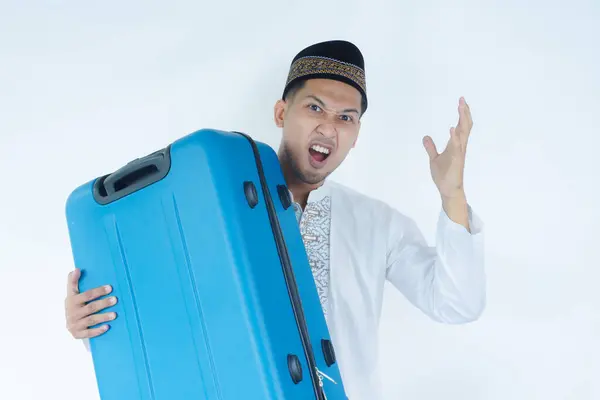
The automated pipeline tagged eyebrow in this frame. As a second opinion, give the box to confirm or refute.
[306,95,360,115]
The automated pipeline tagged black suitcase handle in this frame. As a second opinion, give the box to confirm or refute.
[93,147,171,205]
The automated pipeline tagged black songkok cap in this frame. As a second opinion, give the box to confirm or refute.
[282,40,367,112]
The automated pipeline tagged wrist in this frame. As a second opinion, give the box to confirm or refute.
[441,190,470,231]
[441,189,466,204]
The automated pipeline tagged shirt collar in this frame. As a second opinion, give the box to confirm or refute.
[288,179,332,206]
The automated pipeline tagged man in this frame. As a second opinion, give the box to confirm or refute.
[64,40,485,399]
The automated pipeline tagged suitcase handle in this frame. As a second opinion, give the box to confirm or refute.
[94,147,171,204]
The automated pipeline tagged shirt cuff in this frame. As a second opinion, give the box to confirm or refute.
[438,204,484,236]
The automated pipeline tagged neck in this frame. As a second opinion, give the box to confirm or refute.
[279,161,322,209]
[287,181,315,209]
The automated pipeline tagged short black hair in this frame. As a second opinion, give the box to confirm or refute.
[283,79,367,117]
[282,79,306,103]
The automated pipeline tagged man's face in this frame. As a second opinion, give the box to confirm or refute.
[275,78,362,185]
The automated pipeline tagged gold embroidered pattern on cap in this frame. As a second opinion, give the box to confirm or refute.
[286,56,366,93]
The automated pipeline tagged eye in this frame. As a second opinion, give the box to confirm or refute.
[340,115,353,122]
[309,104,322,112]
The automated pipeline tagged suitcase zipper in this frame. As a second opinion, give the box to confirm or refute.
[235,131,326,400]
[317,367,338,400]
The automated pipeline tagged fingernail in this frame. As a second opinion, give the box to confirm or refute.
[104,285,112,293]
[110,312,117,319]
[109,296,117,305]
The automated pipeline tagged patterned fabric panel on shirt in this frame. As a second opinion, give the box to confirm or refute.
[296,196,332,317]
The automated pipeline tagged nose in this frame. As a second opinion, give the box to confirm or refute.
[316,122,337,138]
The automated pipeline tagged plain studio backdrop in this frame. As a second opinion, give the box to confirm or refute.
[1,1,598,399]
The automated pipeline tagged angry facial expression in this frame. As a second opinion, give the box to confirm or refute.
[274,78,363,186]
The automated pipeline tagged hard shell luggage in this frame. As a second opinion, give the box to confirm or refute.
[65,128,347,400]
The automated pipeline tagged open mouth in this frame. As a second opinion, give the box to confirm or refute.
[308,144,331,163]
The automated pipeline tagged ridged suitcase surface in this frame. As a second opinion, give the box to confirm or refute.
[65,129,347,400]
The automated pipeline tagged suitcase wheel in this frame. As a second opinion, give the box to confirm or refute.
[321,339,336,367]
[287,354,303,384]
[243,181,259,208]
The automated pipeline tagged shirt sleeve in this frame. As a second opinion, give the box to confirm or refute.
[384,204,486,324]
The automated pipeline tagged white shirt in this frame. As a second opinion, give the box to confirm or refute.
[294,179,486,399]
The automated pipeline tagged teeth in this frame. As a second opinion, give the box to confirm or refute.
[311,145,330,155]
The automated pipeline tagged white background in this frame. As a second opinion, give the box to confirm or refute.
[1,1,598,399]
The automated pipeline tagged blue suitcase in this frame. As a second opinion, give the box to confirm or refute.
[65,129,347,400]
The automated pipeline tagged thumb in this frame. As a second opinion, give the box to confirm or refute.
[422,135,438,161]
[67,268,81,295]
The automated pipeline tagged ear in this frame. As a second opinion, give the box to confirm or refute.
[274,99,286,128]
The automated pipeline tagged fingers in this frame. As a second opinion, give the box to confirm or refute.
[66,269,112,304]
[72,312,117,338]
[66,295,118,339]
[463,99,473,129]
[457,97,467,127]
[449,127,461,146]
[70,311,117,339]
[422,135,439,161]
[71,295,118,321]
[67,268,81,295]
[457,97,473,130]
[456,97,473,147]
[77,325,111,339]
[74,284,113,306]
[65,279,118,340]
